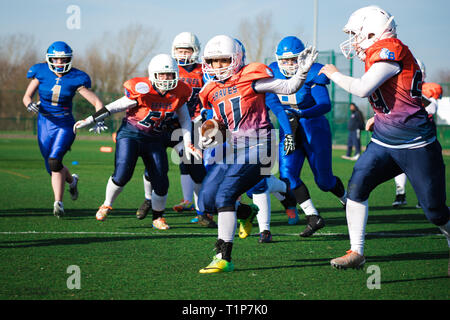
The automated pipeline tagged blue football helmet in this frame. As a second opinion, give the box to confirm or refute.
[275,36,305,77]
[234,38,247,68]
[46,41,73,73]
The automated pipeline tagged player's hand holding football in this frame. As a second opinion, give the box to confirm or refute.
[73,116,94,133]
[89,121,108,134]
[296,46,318,76]
[27,101,40,114]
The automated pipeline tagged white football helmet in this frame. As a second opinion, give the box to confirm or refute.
[171,32,201,66]
[340,5,397,60]
[202,35,243,81]
[148,54,179,91]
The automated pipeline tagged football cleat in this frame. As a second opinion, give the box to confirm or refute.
[69,174,79,200]
[96,205,112,221]
[199,256,234,274]
[286,207,299,225]
[258,230,273,243]
[173,200,194,212]
[53,201,64,218]
[136,199,152,220]
[198,213,217,228]
[190,215,199,223]
[299,214,325,237]
[330,250,366,270]
[238,204,259,239]
[152,217,170,230]
[392,194,407,207]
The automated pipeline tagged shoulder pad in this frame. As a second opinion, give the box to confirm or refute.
[239,62,273,81]
[366,38,407,64]
[123,77,152,100]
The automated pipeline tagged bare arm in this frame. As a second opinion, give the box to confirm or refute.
[22,78,40,107]
[77,87,104,112]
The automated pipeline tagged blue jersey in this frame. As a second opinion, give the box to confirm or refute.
[266,62,331,119]
[27,63,91,117]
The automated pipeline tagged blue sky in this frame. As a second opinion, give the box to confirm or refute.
[1,0,449,81]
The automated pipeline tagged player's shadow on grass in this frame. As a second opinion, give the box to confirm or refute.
[0,233,213,249]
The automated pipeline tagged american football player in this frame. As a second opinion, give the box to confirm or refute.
[74,54,201,230]
[137,32,211,227]
[319,5,450,271]
[265,36,347,235]
[197,35,318,273]
[22,41,104,217]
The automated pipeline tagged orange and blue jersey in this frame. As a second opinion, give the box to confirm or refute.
[121,77,191,137]
[199,62,273,144]
[364,38,435,147]
[178,63,204,119]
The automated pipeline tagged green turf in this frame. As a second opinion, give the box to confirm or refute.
[0,137,448,301]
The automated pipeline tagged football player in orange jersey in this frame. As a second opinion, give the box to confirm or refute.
[392,59,444,208]
[197,35,318,273]
[74,54,201,230]
[319,6,449,272]
[136,32,212,226]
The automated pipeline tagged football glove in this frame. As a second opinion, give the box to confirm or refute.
[27,101,40,114]
[285,107,303,118]
[73,116,94,133]
[89,121,108,134]
[296,46,318,76]
[283,134,296,155]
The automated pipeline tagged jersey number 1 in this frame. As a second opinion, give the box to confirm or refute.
[51,85,61,106]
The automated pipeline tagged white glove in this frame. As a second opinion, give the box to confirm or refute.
[89,121,108,134]
[73,116,94,133]
[296,46,318,76]
[184,142,202,161]
[27,101,40,114]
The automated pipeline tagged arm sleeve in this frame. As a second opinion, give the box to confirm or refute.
[91,96,137,122]
[253,71,307,94]
[330,61,401,98]
[297,84,331,118]
[176,104,193,144]
[265,93,292,135]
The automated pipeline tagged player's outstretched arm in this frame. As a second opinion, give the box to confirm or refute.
[23,78,40,114]
[78,87,104,112]
[73,96,137,133]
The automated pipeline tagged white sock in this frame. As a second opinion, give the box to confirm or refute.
[253,192,271,233]
[299,199,318,216]
[218,211,236,242]
[143,175,152,200]
[394,173,407,195]
[438,219,450,248]
[346,199,369,256]
[193,183,202,211]
[266,176,287,194]
[151,191,167,212]
[104,177,123,207]
[180,174,194,202]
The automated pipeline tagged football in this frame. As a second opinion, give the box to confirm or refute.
[201,118,227,142]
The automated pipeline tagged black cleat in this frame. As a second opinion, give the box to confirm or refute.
[198,214,217,228]
[258,230,273,243]
[299,215,325,237]
[392,194,407,207]
[136,199,152,220]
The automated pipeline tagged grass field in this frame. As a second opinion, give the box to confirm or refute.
[0,137,449,306]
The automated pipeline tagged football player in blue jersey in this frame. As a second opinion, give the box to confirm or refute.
[22,41,104,217]
[265,36,347,237]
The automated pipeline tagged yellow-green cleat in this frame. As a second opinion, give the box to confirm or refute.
[199,256,234,274]
[238,204,259,239]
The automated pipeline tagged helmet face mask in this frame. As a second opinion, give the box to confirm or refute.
[148,54,179,91]
[340,6,396,60]
[171,32,200,66]
[46,41,73,73]
[202,35,243,82]
[275,36,305,77]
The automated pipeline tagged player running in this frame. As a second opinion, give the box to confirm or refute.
[319,5,450,272]
[23,41,103,217]
[197,35,318,273]
[74,54,201,230]
[266,36,347,236]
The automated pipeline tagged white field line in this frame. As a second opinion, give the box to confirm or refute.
[0,231,444,237]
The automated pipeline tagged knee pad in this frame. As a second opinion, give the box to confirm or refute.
[48,158,63,172]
